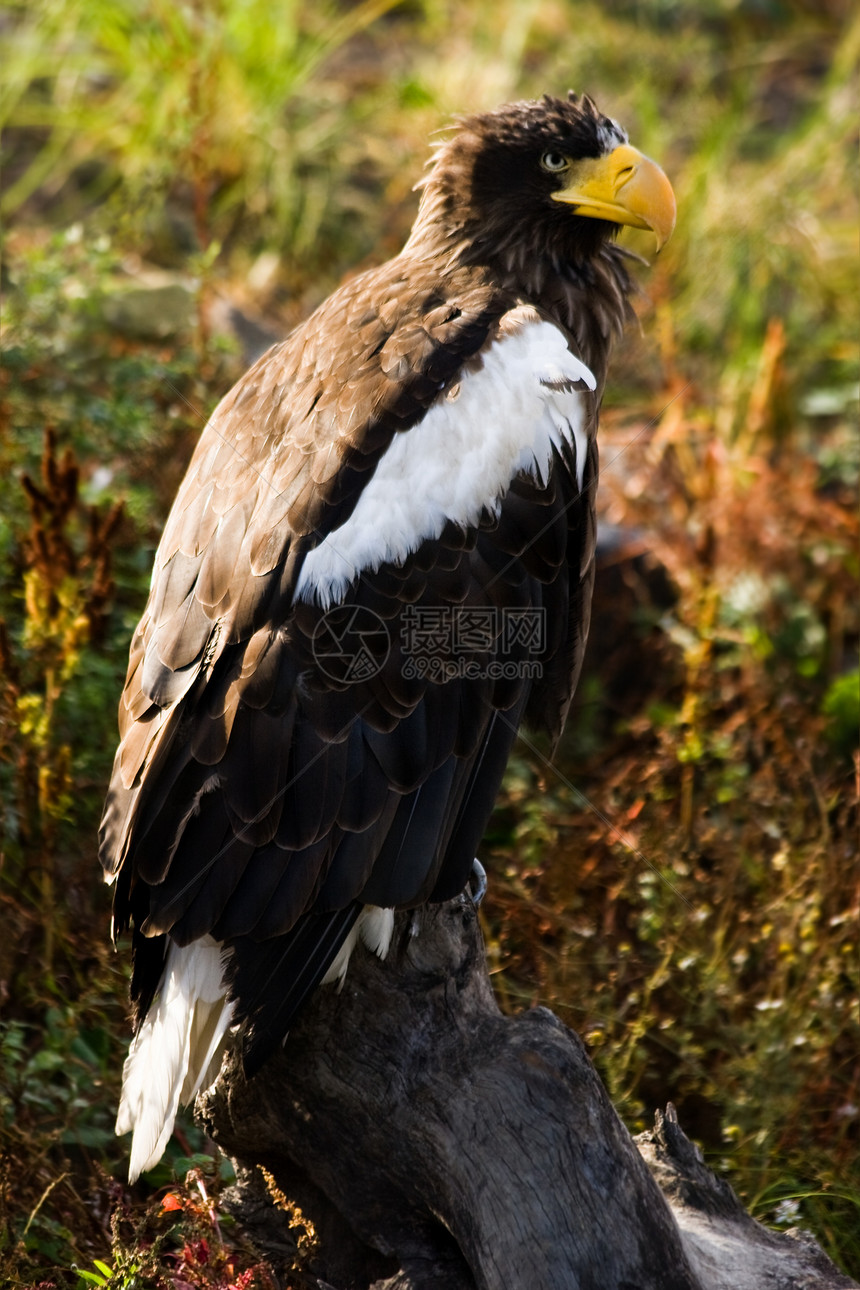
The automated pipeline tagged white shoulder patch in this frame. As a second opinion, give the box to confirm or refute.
[295,319,595,607]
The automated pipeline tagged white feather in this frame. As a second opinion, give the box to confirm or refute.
[116,936,233,1183]
[358,905,395,958]
[119,909,394,1179]
[321,905,394,988]
[295,319,595,607]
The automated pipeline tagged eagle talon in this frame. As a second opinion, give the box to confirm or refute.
[469,858,488,907]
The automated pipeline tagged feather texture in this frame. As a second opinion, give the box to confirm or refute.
[116,937,232,1183]
[322,905,395,987]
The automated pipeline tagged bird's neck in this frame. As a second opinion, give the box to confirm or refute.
[514,249,637,383]
[404,253,632,388]
[404,188,635,379]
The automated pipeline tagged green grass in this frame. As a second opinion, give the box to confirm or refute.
[1,0,857,1283]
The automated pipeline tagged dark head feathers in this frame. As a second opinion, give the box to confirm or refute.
[452,92,626,160]
[415,93,626,184]
[406,92,633,296]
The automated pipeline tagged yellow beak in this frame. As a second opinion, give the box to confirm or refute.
[552,144,676,250]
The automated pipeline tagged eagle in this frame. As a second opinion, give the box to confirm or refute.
[99,92,675,1182]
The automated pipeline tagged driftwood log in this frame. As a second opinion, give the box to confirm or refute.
[197,897,856,1290]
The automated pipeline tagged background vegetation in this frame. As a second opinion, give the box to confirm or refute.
[1,0,857,1285]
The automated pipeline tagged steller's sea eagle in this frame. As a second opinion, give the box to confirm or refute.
[99,92,675,1182]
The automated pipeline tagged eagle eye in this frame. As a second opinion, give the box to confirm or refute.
[540,150,569,173]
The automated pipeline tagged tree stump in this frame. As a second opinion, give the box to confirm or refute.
[197,897,856,1290]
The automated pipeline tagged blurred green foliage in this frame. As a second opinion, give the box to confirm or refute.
[1,0,857,1284]
[1,0,402,261]
[822,670,860,757]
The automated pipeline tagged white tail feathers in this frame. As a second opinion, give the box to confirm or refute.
[116,937,233,1183]
[321,905,394,988]
[117,908,393,1182]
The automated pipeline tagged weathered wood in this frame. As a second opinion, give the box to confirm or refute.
[197,897,855,1290]
[636,1107,857,1290]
